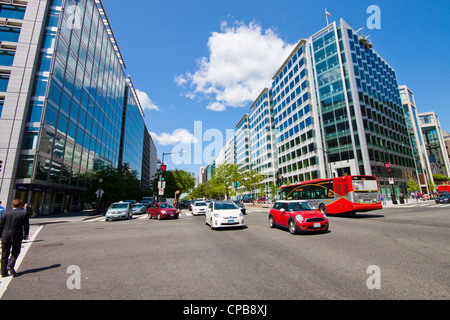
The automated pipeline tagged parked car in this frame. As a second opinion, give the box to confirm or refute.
[132,203,146,215]
[269,200,329,235]
[148,202,179,220]
[232,200,246,215]
[436,193,450,204]
[435,193,446,204]
[105,201,133,221]
[206,201,245,230]
[192,201,208,216]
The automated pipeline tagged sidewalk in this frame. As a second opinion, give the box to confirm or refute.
[30,211,103,225]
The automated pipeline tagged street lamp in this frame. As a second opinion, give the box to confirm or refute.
[161,150,187,165]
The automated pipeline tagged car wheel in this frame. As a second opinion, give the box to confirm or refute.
[319,204,327,214]
[268,215,275,228]
[289,220,298,235]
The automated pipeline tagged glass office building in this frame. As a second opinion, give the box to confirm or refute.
[234,114,250,172]
[399,85,434,192]
[271,40,324,185]
[0,0,153,215]
[223,19,417,199]
[248,88,277,193]
[418,112,450,177]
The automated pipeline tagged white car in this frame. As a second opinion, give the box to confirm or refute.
[193,201,208,216]
[206,201,245,230]
[105,202,133,221]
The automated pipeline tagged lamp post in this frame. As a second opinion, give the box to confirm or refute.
[162,150,187,165]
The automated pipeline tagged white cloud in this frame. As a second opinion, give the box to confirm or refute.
[150,129,198,146]
[136,89,160,111]
[176,21,296,111]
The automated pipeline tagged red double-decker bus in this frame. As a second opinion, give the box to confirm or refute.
[279,175,382,216]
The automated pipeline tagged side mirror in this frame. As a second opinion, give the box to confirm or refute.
[280,208,285,213]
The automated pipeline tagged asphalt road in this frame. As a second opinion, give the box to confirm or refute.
[1,203,449,300]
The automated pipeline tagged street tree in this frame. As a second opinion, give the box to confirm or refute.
[214,163,241,199]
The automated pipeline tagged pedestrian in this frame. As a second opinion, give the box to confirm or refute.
[0,201,5,218]
[0,199,30,277]
[381,194,386,205]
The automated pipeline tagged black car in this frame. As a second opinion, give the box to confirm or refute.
[233,200,246,215]
[437,194,450,204]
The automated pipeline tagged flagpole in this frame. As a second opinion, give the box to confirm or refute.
[325,8,329,25]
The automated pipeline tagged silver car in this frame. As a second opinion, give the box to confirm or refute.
[132,203,146,215]
[105,202,133,221]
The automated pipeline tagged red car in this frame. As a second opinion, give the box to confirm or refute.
[148,202,179,220]
[269,200,329,235]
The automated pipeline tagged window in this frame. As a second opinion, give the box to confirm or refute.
[0,72,10,91]
[0,25,21,42]
[0,48,15,66]
[0,4,26,20]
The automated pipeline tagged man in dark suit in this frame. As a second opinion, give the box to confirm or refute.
[0,199,30,277]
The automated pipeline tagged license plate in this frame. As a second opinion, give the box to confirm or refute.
[314,223,321,228]
[228,219,234,223]
[170,214,174,216]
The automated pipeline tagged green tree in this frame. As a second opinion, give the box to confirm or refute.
[214,163,241,199]
[85,163,143,205]
[406,178,420,193]
[241,170,264,200]
[152,169,195,199]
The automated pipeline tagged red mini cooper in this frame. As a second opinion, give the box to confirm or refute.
[269,200,329,235]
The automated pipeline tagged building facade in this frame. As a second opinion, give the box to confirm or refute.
[399,85,434,193]
[248,88,277,194]
[418,112,450,177]
[311,20,415,197]
[0,0,154,215]
[217,19,417,200]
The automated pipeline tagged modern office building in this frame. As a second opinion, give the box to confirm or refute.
[309,20,416,197]
[218,18,417,199]
[0,0,155,215]
[248,88,277,194]
[399,85,434,192]
[418,112,450,177]
[272,39,324,186]
[234,114,250,172]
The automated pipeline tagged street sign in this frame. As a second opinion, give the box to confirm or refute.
[96,189,104,198]
[389,178,394,185]
[158,188,164,196]
[158,181,166,189]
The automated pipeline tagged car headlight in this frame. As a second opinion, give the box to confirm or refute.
[295,215,303,223]
[161,210,168,214]
[214,213,221,218]
[322,213,327,219]
[239,212,243,217]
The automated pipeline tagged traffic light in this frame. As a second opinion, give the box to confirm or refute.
[161,171,165,181]
[160,164,167,172]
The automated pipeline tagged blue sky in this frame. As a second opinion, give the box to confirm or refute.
[102,0,450,177]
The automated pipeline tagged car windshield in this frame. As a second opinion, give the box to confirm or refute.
[159,203,174,209]
[288,202,314,211]
[195,202,207,206]
[133,204,143,208]
[215,202,238,210]
[110,203,128,209]
[233,201,242,206]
